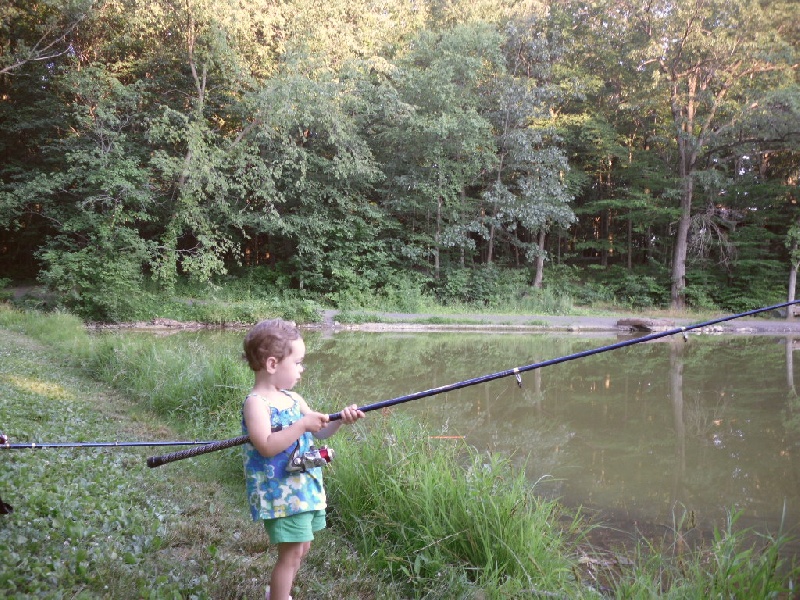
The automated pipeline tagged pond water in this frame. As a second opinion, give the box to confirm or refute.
[179,327,800,551]
[298,329,800,551]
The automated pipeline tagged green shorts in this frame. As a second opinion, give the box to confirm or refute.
[263,509,327,544]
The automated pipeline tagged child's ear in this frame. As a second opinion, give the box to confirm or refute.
[264,356,278,372]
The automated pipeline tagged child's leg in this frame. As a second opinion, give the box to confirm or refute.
[269,541,311,600]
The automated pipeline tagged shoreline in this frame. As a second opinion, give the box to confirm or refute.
[86,310,800,335]
[317,310,800,335]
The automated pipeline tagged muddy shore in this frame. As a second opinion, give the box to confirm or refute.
[87,308,800,335]
[317,309,800,335]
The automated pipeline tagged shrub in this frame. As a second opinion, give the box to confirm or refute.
[434,265,502,306]
[38,232,152,322]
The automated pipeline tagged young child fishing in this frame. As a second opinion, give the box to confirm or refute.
[241,318,365,600]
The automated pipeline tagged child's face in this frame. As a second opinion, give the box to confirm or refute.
[272,338,305,390]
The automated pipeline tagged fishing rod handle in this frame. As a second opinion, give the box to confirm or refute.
[328,405,379,421]
[147,435,250,468]
[146,425,284,467]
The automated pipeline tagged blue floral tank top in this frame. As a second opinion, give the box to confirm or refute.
[242,391,326,521]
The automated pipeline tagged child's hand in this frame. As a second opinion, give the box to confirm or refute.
[301,411,330,433]
[339,404,365,424]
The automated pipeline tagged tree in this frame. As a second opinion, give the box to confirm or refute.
[374,25,500,279]
[0,0,92,75]
[480,18,575,286]
[629,0,797,308]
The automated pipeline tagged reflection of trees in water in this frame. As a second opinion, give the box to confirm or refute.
[784,337,800,435]
[682,390,730,439]
[306,331,606,409]
[209,329,800,535]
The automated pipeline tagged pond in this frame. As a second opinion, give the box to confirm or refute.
[177,327,800,552]
[299,329,800,551]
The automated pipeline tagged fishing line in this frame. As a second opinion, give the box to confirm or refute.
[145,299,800,468]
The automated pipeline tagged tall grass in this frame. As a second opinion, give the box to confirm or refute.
[327,417,589,599]
[609,509,798,599]
[0,305,89,356]
[0,306,249,438]
[85,332,250,437]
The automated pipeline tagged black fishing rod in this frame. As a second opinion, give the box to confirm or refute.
[146,299,800,468]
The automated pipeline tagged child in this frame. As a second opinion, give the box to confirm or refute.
[241,318,365,600]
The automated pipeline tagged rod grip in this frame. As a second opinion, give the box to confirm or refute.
[146,435,250,468]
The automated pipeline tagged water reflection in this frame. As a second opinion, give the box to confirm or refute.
[138,328,800,549]
[300,330,800,546]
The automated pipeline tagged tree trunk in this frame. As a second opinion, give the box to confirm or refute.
[434,194,442,279]
[627,212,633,270]
[532,228,546,289]
[671,179,693,309]
[669,340,686,503]
[788,220,799,319]
[487,224,495,264]
[669,71,698,311]
[600,208,609,267]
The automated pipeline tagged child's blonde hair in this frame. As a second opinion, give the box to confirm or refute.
[242,319,301,371]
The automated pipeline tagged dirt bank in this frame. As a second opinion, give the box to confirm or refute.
[320,309,800,335]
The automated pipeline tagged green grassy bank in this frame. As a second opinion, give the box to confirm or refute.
[0,315,382,599]
[1,306,798,599]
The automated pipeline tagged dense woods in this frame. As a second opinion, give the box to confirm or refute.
[1,0,798,318]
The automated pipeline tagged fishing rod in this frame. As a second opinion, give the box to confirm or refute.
[0,434,217,451]
[146,299,800,468]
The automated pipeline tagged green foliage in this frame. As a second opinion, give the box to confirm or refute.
[609,509,799,599]
[435,266,501,305]
[503,287,575,315]
[38,230,153,322]
[547,264,671,309]
[328,416,587,598]
[678,243,787,313]
[376,271,435,312]
[0,0,797,318]
[0,277,11,302]
[592,265,670,309]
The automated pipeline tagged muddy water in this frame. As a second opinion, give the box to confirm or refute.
[301,330,800,549]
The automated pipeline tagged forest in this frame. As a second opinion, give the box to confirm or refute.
[1,0,798,320]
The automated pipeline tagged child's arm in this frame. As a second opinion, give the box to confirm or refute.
[244,395,329,457]
[314,404,365,440]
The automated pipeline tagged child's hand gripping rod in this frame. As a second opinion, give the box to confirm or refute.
[146,299,800,468]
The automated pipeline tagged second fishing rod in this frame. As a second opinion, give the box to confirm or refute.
[146,299,800,467]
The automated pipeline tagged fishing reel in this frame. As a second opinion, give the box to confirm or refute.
[286,444,334,473]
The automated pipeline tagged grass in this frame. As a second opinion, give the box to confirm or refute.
[0,319,386,599]
[4,277,735,330]
[605,509,799,599]
[327,417,588,598]
[0,328,238,598]
[2,305,799,599]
